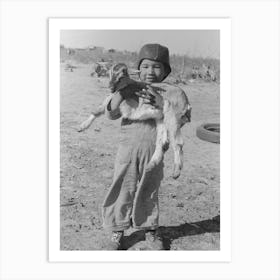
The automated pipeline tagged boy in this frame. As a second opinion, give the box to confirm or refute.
[102,43,188,250]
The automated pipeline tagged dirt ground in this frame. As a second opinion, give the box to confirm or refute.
[60,63,220,250]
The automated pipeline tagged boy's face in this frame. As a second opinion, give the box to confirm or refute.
[139,59,166,83]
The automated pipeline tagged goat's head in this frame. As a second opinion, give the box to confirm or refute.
[108,63,129,93]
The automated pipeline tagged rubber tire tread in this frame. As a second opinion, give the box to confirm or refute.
[196,123,220,144]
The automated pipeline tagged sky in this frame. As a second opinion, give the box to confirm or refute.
[60,30,220,59]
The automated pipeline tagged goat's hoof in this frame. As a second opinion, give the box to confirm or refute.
[162,142,169,152]
[146,161,156,172]
[172,166,181,179]
[172,172,180,180]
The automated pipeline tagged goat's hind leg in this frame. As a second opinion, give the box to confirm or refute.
[146,121,167,171]
[167,114,184,179]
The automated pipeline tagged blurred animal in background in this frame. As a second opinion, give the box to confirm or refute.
[206,66,217,81]
[64,63,77,72]
[192,65,200,79]
[90,61,112,77]
[199,64,217,81]
[191,64,217,82]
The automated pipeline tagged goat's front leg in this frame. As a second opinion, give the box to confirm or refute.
[77,114,96,132]
[77,96,109,132]
[146,120,168,171]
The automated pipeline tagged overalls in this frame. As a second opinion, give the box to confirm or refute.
[102,98,164,231]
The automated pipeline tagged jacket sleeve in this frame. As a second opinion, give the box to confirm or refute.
[104,95,122,120]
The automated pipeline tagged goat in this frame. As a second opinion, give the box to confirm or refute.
[78,63,191,179]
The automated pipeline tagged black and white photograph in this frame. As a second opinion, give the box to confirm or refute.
[1,1,280,279]
[49,18,231,261]
[60,30,219,251]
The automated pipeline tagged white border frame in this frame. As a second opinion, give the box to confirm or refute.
[1,0,279,279]
[49,18,231,262]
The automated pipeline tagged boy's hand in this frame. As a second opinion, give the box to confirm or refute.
[77,114,95,132]
[135,86,163,109]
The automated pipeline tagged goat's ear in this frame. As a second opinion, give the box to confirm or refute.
[122,66,129,78]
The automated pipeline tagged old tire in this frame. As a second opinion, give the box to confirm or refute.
[196,123,220,144]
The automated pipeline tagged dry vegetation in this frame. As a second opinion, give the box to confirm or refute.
[60,45,220,82]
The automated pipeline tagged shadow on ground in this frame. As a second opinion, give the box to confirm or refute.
[122,215,220,250]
